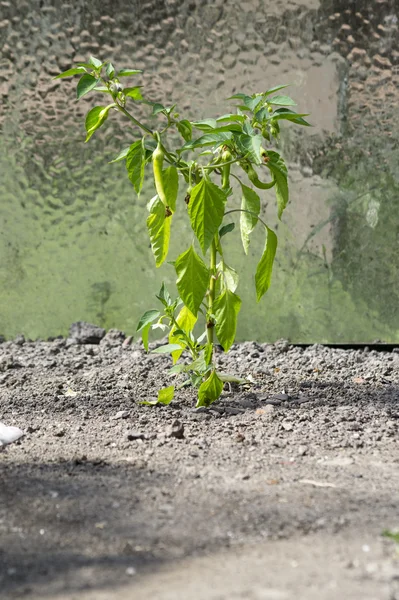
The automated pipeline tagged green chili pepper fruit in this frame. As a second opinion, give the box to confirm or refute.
[246,164,275,190]
[152,143,168,207]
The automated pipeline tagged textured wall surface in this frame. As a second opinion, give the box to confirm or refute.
[0,0,398,342]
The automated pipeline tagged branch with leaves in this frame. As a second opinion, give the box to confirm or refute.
[54,56,311,407]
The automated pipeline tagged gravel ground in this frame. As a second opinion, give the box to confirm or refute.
[0,325,398,599]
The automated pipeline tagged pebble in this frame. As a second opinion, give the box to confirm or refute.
[112,410,130,420]
[225,406,245,415]
[282,421,293,431]
[127,431,145,441]
[273,393,290,401]
[166,420,185,439]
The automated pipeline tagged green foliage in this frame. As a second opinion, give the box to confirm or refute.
[54,57,310,407]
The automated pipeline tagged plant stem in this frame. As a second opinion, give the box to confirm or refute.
[207,235,218,347]
[117,105,153,135]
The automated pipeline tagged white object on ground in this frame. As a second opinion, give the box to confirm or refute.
[0,421,24,448]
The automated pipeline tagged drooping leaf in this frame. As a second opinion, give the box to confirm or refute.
[270,108,311,126]
[140,385,175,406]
[214,290,242,352]
[219,222,235,238]
[177,119,192,142]
[196,370,224,407]
[136,309,161,332]
[191,119,242,134]
[77,74,98,99]
[116,68,142,77]
[169,305,197,363]
[85,105,114,142]
[266,151,288,219]
[162,166,178,212]
[234,133,262,165]
[240,184,260,254]
[157,386,175,404]
[179,132,232,152]
[126,140,145,195]
[109,147,130,164]
[188,178,227,254]
[268,94,296,106]
[152,344,182,354]
[218,261,239,293]
[175,245,210,316]
[146,195,171,267]
[141,323,151,351]
[255,226,278,301]
[53,67,86,79]
[124,86,143,100]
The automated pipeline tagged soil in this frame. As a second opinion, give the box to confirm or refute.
[0,328,398,600]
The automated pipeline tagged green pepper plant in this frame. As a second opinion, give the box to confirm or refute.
[54,56,311,407]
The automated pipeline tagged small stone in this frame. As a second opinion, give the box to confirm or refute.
[112,410,130,420]
[295,396,311,404]
[122,336,133,349]
[282,421,293,432]
[14,334,25,345]
[166,420,184,439]
[54,428,66,437]
[297,445,308,456]
[192,407,208,413]
[273,393,290,401]
[127,431,145,441]
[126,566,137,576]
[69,322,106,345]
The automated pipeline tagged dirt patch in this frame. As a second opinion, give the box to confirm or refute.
[0,333,398,599]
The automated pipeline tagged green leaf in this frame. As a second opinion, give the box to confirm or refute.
[146,196,171,267]
[265,84,290,96]
[117,68,142,77]
[140,385,175,406]
[240,184,260,254]
[53,67,86,79]
[188,178,227,253]
[136,309,161,332]
[93,85,112,93]
[382,530,399,544]
[179,132,232,152]
[266,151,288,219]
[141,323,151,351]
[169,305,197,363]
[152,344,183,354]
[234,133,262,165]
[124,86,143,100]
[126,140,145,195]
[106,63,115,78]
[175,246,210,316]
[219,222,235,238]
[216,113,247,124]
[191,119,217,130]
[77,74,98,99]
[85,105,114,142]
[109,146,130,164]
[151,102,166,115]
[244,96,263,112]
[218,261,239,293]
[162,166,178,213]
[214,290,242,352]
[196,371,224,407]
[271,108,311,126]
[268,94,296,106]
[89,56,102,69]
[255,226,278,301]
[157,386,175,404]
[156,282,171,306]
[177,120,192,142]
